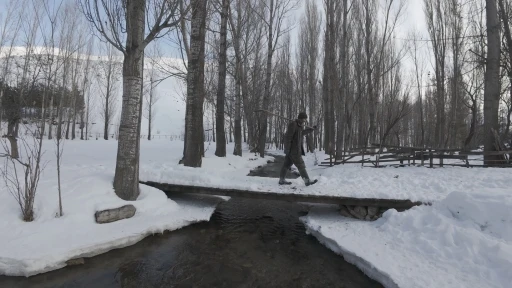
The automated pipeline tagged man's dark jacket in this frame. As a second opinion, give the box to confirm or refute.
[284,120,314,156]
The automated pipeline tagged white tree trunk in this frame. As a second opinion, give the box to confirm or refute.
[113,0,145,200]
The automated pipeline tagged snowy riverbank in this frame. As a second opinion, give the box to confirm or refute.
[298,152,512,288]
[0,140,267,277]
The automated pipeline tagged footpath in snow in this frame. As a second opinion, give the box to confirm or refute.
[0,140,268,277]
[141,149,512,203]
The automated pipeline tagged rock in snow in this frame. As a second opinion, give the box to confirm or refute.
[95,205,136,224]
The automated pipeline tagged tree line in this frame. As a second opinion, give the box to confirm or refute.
[197,0,510,167]
[1,0,510,203]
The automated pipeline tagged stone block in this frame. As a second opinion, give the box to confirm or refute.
[95,204,136,224]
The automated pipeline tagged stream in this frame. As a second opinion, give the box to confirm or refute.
[0,155,382,288]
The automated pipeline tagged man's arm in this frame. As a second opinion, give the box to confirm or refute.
[283,121,296,155]
[302,125,316,136]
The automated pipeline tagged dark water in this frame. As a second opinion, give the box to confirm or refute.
[0,156,382,288]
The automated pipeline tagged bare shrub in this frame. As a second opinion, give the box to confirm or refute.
[0,128,46,222]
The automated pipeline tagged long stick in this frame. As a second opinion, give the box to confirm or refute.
[254,109,315,129]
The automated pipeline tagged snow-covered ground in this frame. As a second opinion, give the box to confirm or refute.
[139,145,512,287]
[142,149,512,203]
[2,138,510,287]
[0,139,269,277]
[297,152,512,288]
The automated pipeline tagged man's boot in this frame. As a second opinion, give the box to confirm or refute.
[304,178,318,186]
[279,178,292,185]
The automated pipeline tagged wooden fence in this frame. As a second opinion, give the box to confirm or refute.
[320,144,512,168]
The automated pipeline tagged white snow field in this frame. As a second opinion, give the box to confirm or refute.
[2,138,511,287]
[297,152,512,288]
[0,139,268,277]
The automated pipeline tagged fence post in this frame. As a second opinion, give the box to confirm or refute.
[429,149,433,168]
[440,151,444,167]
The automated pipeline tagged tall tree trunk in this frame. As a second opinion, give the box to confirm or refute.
[234,54,242,156]
[65,109,71,139]
[336,0,348,159]
[258,0,274,158]
[464,102,477,150]
[498,0,512,143]
[211,104,215,142]
[85,88,90,140]
[322,18,330,153]
[243,113,246,143]
[80,109,84,140]
[148,103,152,140]
[6,120,19,159]
[48,90,54,140]
[57,68,68,140]
[72,111,76,139]
[215,0,229,157]
[147,79,154,141]
[229,103,233,143]
[183,0,207,167]
[483,0,501,165]
[232,0,243,156]
[112,0,146,200]
[104,94,109,140]
[365,2,374,147]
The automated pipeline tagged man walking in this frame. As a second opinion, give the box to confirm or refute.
[279,112,318,186]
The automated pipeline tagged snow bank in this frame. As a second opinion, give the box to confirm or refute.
[142,147,512,203]
[0,140,233,277]
[302,189,512,288]
[140,146,276,191]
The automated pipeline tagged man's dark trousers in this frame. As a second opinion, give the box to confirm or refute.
[279,152,310,181]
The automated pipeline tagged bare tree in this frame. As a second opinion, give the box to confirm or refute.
[1,130,47,222]
[483,0,501,164]
[79,0,185,200]
[256,0,298,157]
[498,0,512,143]
[143,65,161,140]
[228,0,256,155]
[0,0,23,129]
[96,43,121,140]
[55,2,81,141]
[424,0,449,148]
[4,0,39,159]
[79,37,95,140]
[322,0,338,154]
[408,30,426,148]
[0,0,47,220]
[215,0,229,157]
[183,0,208,167]
[297,0,321,151]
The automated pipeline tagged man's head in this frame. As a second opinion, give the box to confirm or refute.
[298,112,307,125]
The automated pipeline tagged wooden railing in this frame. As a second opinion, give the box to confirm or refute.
[320,144,512,168]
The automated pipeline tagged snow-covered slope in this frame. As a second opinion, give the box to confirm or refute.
[0,139,263,277]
